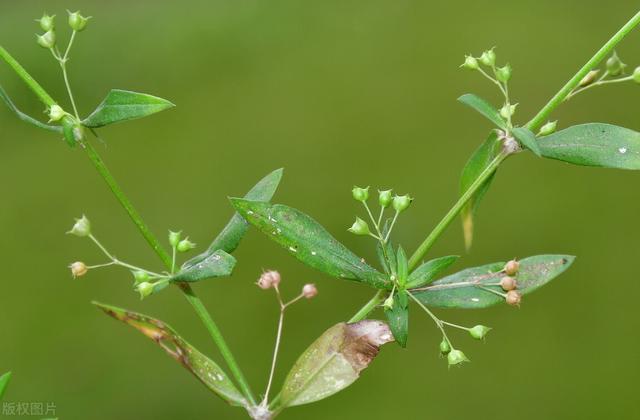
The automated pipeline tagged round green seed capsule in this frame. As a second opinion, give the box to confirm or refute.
[480,49,496,67]
[633,67,640,84]
[36,30,56,49]
[496,64,512,83]
[68,11,90,31]
[352,186,369,202]
[392,195,413,213]
[378,189,393,208]
[439,339,451,355]
[461,55,479,70]
[447,349,469,366]
[469,325,491,340]
[348,217,370,236]
[606,53,625,76]
[37,14,55,31]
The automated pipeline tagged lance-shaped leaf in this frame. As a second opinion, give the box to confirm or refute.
[460,132,501,250]
[171,249,236,283]
[278,320,394,408]
[385,290,409,347]
[406,255,459,289]
[411,255,574,309]
[94,302,247,407]
[183,169,283,269]
[538,123,640,169]
[0,372,11,400]
[230,199,389,289]
[1,84,61,133]
[512,126,542,157]
[82,89,174,128]
[458,94,507,130]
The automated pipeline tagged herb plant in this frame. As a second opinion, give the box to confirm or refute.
[2,8,640,420]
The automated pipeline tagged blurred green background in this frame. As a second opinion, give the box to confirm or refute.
[2,1,640,419]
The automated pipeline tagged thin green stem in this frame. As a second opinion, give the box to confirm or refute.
[526,10,640,131]
[348,290,385,323]
[408,152,507,271]
[566,74,634,100]
[408,292,452,347]
[384,211,399,243]
[0,45,55,106]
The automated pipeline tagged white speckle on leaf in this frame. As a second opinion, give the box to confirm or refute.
[311,251,317,256]
[471,298,480,302]
[289,246,298,253]
[619,147,628,154]
[247,210,254,215]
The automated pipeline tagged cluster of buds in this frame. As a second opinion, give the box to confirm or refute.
[348,186,412,238]
[35,11,90,50]
[168,230,197,253]
[438,322,491,367]
[500,259,522,306]
[461,48,512,83]
[256,270,318,299]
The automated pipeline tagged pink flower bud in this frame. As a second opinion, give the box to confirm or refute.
[302,283,318,299]
[257,270,281,289]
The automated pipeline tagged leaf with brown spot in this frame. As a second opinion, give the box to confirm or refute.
[93,301,247,407]
[277,320,394,408]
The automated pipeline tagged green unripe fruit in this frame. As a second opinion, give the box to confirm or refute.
[378,189,393,208]
[348,217,370,236]
[133,271,150,284]
[136,282,154,299]
[461,55,479,70]
[352,186,369,202]
[633,67,640,84]
[68,11,90,32]
[168,230,182,247]
[447,349,469,366]
[480,49,496,67]
[539,121,558,136]
[68,215,91,237]
[499,103,518,120]
[496,64,512,83]
[177,238,197,252]
[48,105,65,122]
[37,14,55,31]
[383,295,394,310]
[439,339,451,355]
[469,325,491,340]
[36,30,56,49]
[606,52,625,76]
[392,195,413,213]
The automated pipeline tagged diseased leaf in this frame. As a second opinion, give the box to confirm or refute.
[406,255,459,289]
[512,127,542,157]
[411,255,574,309]
[458,94,507,129]
[385,290,409,347]
[82,89,174,128]
[460,132,501,250]
[0,371,11,400]
[538,123,640,169]
[94,302,247,407]
[230,199,389,289]
[171,250,236,283]
[279,320,394,408]
[182,169,283,269]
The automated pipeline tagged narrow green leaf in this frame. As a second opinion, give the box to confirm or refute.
[406,255,459,289]
[458,93,507,129]
[385,290,409,347]
[411,255,574,309]
[460,132,501,250]
[94,302,247,407]
[376,219,396,275]
[0,371,11,400]
[171,250,236,283]
[512,127,542,157]
[182,168,283,269]
[82,89,174,128]
[230,199,389,289]
[278,320,394,408]
[396,246,408,286]
[0,85,62,133]
[538,123,640,169]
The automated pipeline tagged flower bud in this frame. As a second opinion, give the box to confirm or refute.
[469,325,491,340]
[499,103,518,119]
[302,283,318,299]
[177,238,196,252]
[392,195,413,213]
[495,64,512,83]
[447,349,469,366]
[579,70,600,87]
[439,339,451,355]
[539,121,557,136]
[480,49,496,67]
[136,282,154,299]
[383,295,394,310]
[257,270,281,289]
[506,290,522,306]
[503,259,520,276]
[348,217,370,236]
[36,30,56,49]
[606,52,625,76]
[133,270,150,284]
[37,14,55,31]
[68,215,91,237]
[69,261,87,278]
[633,67,640,84]
[378,189,393,208]
[48,104,65,122]
[168,230,181,248]
[500,276,518,291]
[68,11,90,32]
[351,186,369,202]
[461,55,479,70]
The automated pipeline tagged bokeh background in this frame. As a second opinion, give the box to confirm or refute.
[2,1,640,419]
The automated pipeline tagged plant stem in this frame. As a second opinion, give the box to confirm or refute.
[526,10,640,131]
[0,45,56,106]
[348,290,385,323]
[407,152,507,271]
